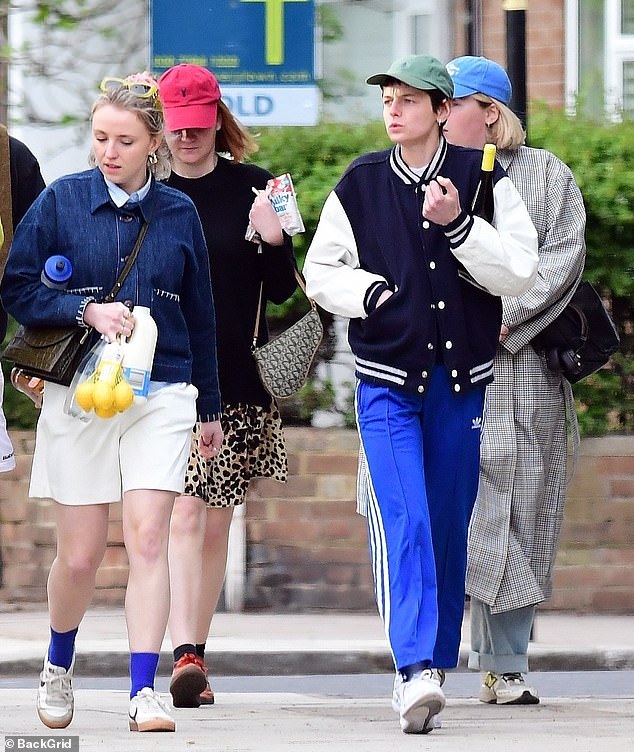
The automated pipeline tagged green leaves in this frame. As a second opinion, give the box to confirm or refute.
[528,107,634,434]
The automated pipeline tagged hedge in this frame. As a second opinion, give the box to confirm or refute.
[3,107,633,434]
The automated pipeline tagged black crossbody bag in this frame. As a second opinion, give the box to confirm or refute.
[531,281,620,383]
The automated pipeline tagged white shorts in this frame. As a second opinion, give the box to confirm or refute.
[30,381,197,505]
[0,369,16,473]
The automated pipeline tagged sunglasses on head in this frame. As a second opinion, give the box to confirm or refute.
[100,77,159,99]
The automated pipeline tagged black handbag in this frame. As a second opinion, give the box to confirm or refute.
[3,325,91,387]
[531,281,620,383]
[252,268,323,399]
[2,221,149,387]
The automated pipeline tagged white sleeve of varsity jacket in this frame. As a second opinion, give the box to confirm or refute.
[451,175,539,296]
[303,191,387,319]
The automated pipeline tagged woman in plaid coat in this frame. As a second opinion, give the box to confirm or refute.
[444,57,586,705]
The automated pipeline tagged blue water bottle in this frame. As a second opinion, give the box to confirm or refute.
[42,255,72,289]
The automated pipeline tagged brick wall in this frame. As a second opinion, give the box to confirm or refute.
[1,429,633,613]
[549,437,634,612]
[452,0,566,110]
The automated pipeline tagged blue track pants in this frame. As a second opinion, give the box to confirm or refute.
[356,367,485,670]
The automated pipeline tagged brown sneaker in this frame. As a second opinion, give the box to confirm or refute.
[169,653,207,708]
[195,656,215,705]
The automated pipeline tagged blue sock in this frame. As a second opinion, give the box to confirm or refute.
[130,653,159,699]
[47,627,78,671]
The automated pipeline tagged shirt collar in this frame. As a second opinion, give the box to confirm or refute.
[104,172,153,208]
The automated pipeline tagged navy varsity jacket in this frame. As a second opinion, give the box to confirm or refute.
[304,137,538,396]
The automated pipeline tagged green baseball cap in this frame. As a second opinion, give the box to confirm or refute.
[366,54,454,99]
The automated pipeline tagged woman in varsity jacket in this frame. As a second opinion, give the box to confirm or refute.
[303,54,538,735]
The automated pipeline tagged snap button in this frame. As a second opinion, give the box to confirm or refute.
[427,343,434,350]
[445,340,453,349]
[451,369,458,377]
[454,384,461,392]
[429,261,436,270]
[438,300,445,309]
[421,371,428,378]
[417,385,425,393]
[422,220,430,229]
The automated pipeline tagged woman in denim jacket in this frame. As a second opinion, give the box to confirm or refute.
[0,74,223,734]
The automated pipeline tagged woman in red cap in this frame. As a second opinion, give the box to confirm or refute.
[157,63,297,709]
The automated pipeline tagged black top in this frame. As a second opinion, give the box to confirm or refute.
[0,136,46,341]
[166,157,297,407]
[9,136,46,229]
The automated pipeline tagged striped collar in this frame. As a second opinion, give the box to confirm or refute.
[389,136,448,186]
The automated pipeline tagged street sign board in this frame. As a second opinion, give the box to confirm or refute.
[150,0,319,125]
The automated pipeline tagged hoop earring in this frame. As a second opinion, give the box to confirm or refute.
[148,152,158,165]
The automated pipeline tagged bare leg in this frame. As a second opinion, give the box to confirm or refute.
[196,506,235,643]
[37,503,109,730]
[48,503,109,632]
[123,489,175,652]
[168,495,207,648]
[168,497,230,707]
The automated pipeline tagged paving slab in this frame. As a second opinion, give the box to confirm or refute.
[1,689,633,752]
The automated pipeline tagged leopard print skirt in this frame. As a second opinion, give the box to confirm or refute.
[184,402,287,507]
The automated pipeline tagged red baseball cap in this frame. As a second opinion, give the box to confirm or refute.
[158,64,221,131]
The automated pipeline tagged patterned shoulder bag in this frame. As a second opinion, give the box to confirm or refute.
[251,268,323,399]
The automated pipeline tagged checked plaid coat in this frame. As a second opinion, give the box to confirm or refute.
[466,146,586,613]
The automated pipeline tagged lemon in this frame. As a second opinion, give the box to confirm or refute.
[93,404,117,419]
[92,381,115,412]
[75,380,95,412]
[113,380,134,412]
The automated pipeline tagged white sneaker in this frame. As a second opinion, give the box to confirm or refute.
[37,657,74,729]
[428,670,445,728]
[479,671,540,705]
[129,687,176,732]
[430,668,446,687]
[392,669,446,734]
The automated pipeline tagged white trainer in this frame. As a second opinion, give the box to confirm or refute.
[392,669,446,734]
[37,657,74,729]
[479,671,540,705]
[430,668,446,687]
[128,687,176,732]
[426,669,446,728]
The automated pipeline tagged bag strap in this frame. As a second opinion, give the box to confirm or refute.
[103,220,149,303]
[252,266,315,350]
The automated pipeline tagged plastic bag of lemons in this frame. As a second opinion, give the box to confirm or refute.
[64,338,135,420]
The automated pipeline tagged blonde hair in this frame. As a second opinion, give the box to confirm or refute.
[472,92,526,150]
[89,82,172,180]
[214,100,259,163]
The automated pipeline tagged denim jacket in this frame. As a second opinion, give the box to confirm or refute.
[0,168,221,421]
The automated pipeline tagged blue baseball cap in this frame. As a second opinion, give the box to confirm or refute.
[446,56,512,105]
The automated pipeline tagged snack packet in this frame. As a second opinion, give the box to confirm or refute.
[267,173,305,235]
[245,172,305,242]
